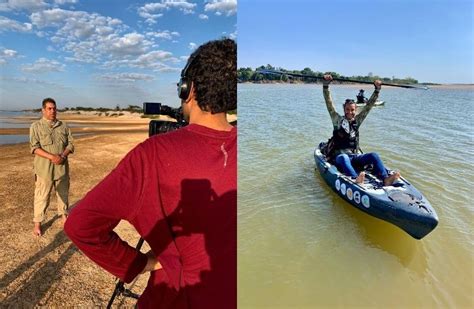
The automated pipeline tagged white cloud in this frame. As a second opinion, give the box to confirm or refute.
[0,0,48,12]
[1,48,18,57]
[137,50,175,62]
[30,8,72,28]
[229,30,237,40]
[102,50,181,72]
[0,48,18,65]
[54,0,77,4]
[151,0,196,13]
[198,14,208,20]
[29,9,156,63]
[138,11,163,24]
[0,16,33,32]
[0,0,78,12]
[62,40,102,63]
[30,8,122,31]
[141,2,167,11]
[204,0,236,16]
[35,30,47,37]
[64,55,96,64]
[138,0,197,24]
[4,6,192,73]
[96,73,155,83]
[147,30,180,40]
[188,42,197,50]
[21,57,65,73]
[145,63,179,72]
[105,32,150,56]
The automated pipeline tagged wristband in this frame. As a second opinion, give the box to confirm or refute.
[60,154,67,159]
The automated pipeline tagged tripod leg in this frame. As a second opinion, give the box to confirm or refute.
[106,238,145,307]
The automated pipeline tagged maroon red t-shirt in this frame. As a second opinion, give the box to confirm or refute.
[65,124,237,308]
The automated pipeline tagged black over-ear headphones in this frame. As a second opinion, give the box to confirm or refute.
[177,54,197,100]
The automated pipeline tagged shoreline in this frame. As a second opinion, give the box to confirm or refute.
[0,111,238,141]
[239,81,474,90]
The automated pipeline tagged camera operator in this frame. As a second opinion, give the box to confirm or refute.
[65,38,237,308]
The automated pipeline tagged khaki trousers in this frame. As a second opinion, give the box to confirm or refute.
[33,175,69,223]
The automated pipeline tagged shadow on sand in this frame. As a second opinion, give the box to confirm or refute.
[1,227,77,306]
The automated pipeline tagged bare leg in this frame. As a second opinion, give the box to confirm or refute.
[33,222,42,237]
[384,171,401,186]
[62,214,68,226]
[356,172,365,184]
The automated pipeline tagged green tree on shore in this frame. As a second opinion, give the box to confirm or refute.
[238,65,420,84]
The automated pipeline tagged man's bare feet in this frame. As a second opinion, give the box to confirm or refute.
[356,172,365,184]
[384,171,401,186]
[33,222,42,237]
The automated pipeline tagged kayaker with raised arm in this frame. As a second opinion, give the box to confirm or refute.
[322,74,400,186]
[356,89,367,103]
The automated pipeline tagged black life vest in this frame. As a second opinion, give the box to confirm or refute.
[356,93,366,103]
[331,118,359,156]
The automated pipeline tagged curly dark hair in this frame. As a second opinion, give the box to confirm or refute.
[185,38,236,113]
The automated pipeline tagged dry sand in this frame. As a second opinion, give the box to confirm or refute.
[0,111,237,136]
[0,111,239,307]
[2,111,151,136]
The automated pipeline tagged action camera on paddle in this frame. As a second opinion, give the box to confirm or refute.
[143,102,187,136]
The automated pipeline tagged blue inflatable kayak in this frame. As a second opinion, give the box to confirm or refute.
[315,142,438,239]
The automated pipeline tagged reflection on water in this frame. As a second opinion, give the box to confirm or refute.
[0,135,30,145]
[0,111,37,129]
[0,111,109,144]
[238,84,473,307]
[326,183,428,276]
[0,133,89,145]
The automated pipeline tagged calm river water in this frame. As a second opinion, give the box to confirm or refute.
[238,83,473,307]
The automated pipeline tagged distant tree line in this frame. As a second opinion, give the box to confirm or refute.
[238,64,420,84]
[29,104,238,116]
[58,105,143,113]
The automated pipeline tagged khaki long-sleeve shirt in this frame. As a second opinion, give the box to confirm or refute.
[30,118,74,180]
[323,85,380,129]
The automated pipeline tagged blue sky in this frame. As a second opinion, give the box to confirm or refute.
[0,0,236,110]
[238,0,473,84]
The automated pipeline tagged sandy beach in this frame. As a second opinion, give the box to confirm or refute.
[0,111,236,306]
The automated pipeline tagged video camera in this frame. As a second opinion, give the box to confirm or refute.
[143,102,187,136]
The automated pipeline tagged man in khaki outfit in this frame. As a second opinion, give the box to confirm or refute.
[30,98,74,236]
